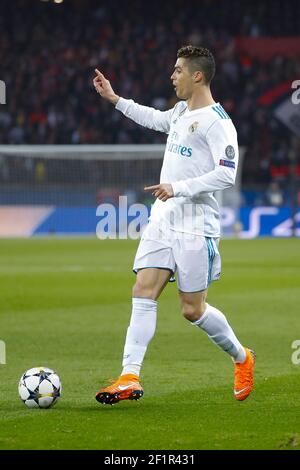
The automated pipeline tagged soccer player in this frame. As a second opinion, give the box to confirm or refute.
[93,46,255,405]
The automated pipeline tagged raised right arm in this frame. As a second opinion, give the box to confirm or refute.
[93,69,174,134]
[115,98,174,134]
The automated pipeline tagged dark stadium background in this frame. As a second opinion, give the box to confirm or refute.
[0,0,300,452]
[0,0,299,221]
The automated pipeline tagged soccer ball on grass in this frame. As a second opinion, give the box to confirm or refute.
[18,367,62,409]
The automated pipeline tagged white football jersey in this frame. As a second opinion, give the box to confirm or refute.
[115,98,239,237]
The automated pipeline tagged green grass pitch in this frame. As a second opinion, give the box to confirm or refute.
[0,237,299,450]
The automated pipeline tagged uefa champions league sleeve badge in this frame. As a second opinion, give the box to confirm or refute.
[225,145,235,159]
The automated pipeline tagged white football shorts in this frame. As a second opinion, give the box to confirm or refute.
[133,223,221,292]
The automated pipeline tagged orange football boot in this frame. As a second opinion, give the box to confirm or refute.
[234,348,255,401]
[95,374,143,405]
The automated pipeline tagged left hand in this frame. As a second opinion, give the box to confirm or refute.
[144,183,174,202]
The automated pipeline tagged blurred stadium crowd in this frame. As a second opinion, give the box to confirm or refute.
[0,0,299,197]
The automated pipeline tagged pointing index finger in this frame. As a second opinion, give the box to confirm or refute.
[95,69,104,77]
[144,185,159,191]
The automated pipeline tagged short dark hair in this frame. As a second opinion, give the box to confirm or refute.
[177,45,215,85]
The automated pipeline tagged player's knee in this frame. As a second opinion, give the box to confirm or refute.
[181,301,206,322]
[132,281,157,300]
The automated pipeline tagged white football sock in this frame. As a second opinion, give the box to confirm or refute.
[121,297,157,377]
[192,303,246,363]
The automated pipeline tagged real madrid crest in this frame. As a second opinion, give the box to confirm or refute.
[189,121,199,133]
